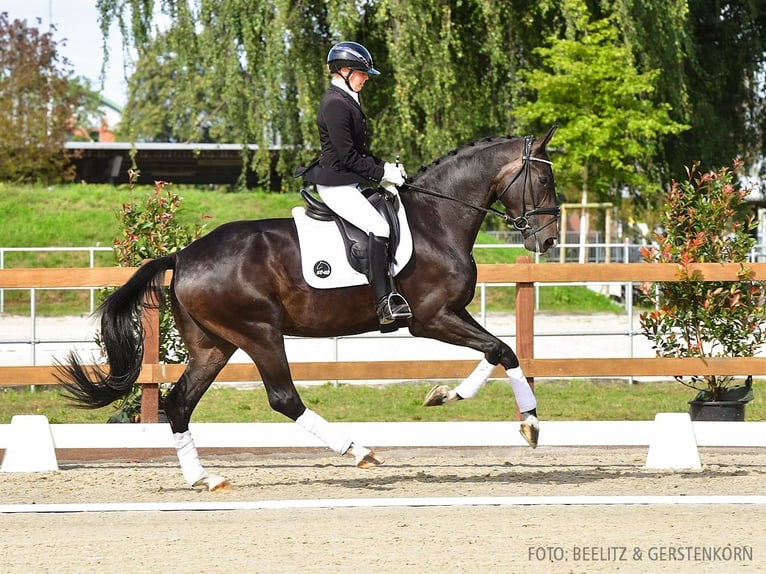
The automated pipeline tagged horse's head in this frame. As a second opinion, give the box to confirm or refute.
[493,127,559,253]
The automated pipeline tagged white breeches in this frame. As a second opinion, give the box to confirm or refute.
[316,183,390,238]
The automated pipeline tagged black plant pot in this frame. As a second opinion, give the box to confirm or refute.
[688,400,746,422]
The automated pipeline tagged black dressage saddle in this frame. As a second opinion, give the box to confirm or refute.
[300,187,402,277]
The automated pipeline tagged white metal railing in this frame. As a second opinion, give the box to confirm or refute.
[0,243,638,365]
[0,246,114,315]
[6,239,762,369]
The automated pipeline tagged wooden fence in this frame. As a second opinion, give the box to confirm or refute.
[4,259,766,422]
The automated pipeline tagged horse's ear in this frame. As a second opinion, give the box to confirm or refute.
[534,125,558,152]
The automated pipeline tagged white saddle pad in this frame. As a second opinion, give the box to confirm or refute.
[292,202,413,289]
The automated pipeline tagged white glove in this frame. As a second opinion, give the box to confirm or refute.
[382,162,405,187]
[398,163,407,179]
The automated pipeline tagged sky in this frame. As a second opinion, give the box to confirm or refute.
[4,0,128,119]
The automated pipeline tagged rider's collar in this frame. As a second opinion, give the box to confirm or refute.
[331,76,359,103]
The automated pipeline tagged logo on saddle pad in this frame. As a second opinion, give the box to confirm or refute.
[313,260,332,278]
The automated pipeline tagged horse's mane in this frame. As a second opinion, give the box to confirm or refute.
[413,135,518,179]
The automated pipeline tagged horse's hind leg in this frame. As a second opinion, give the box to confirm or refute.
[164,305,237,490]
[165,350,234,491]
[240,326,383,468]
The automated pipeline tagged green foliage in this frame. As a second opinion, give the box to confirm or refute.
[99,178,209,420]
[513,0,689,207]
[669,0,766,172]
[639,162,766,400]
[113,179,207,267]
[110,177,208,363]
[0,13,81,183]
[95,0,766,226]
[97,0,559,179]
[117,31,226,143]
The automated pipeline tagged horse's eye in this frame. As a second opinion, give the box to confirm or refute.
[538,175,549,186]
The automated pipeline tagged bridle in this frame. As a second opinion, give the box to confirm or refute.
[496,135,560,233]
[400,135,560,234]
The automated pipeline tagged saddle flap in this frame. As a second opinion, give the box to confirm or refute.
[300,189,334,221]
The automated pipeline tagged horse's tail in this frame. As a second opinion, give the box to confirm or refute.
[56,255,176,409]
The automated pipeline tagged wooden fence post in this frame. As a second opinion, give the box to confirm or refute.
[140,292,160,423]
[515,256,535,419]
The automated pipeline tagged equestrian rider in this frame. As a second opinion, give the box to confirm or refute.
[301,41,412,326]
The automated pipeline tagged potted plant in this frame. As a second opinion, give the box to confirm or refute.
[639,160,766,421]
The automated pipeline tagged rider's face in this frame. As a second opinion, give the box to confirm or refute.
[342,68,369,92]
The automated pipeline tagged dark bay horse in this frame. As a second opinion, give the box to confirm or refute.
[57,127,559,490]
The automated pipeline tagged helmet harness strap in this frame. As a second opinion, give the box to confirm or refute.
[338,68,363,93]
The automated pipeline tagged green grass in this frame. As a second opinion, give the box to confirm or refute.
[3,379,763,424]
[0,182,299,257]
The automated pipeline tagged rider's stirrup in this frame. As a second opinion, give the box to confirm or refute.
[377,292,413,324]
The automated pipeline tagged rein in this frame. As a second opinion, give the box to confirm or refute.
[400,135,560,233]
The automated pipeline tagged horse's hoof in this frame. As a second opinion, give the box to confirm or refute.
[193,474,231,492]
[357,451,384,469]
[210,479,232,492]
[423,384,454,406]
[520,415,539,449]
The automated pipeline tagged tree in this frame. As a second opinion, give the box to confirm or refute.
[97,0,766,195]
[682,0,766,173]
[96,0,558,186]
[68,75,113,141]
[0,13,84,183]
[611,0,766,177]
[512,0,689,248]
[117,32,230,143]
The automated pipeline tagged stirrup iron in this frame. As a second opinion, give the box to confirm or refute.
[377,291,412,324]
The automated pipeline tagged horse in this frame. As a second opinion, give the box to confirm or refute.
[56,127,559,491]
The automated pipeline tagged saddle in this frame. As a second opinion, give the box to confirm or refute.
[300,187,402,277]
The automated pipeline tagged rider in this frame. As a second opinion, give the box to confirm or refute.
[300,41,412,326]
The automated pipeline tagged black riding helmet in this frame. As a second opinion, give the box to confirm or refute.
[327,41,380,76]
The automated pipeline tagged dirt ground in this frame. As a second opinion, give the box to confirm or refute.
[2,446,766,573]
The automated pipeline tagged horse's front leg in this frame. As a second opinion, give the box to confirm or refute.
[415,309,539,447]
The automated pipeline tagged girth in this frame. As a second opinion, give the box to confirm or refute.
[300,188,402,276]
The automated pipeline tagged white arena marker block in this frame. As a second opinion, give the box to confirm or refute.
[645,413,701,470]
[1,415,59,473]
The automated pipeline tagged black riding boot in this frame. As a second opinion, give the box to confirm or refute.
[368,234,412,325]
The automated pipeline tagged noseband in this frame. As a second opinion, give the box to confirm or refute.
[400,135,559,235]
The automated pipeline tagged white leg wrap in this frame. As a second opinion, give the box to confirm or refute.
[506,366,537,413]
[173,430,207,486]
[296,408,352,455]
[453,358,495,399]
